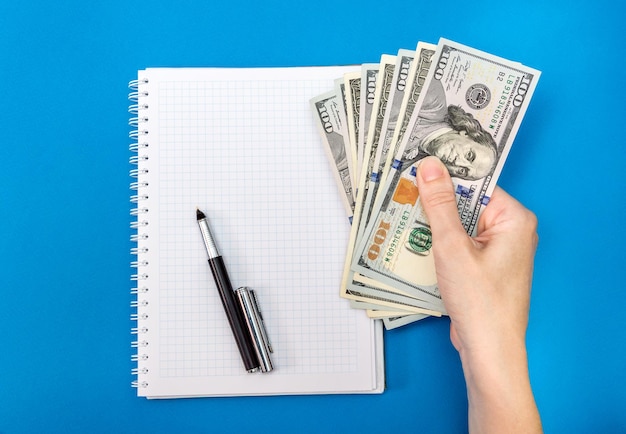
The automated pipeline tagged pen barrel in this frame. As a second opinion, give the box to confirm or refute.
[209,256,260,372]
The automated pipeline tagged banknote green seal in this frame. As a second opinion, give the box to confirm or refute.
[406,227,432,255]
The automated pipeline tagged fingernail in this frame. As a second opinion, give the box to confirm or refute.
[418,157,445,182]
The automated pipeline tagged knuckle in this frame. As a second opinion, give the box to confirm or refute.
[520,209,539,247]
[523,209,538,231]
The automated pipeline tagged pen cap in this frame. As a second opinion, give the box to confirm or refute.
[235,287,273,373]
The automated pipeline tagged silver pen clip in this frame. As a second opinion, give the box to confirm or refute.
[235,287,273,373]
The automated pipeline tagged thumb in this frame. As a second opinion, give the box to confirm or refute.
[416,156,468,248]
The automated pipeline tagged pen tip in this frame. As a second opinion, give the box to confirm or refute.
[196,208,206,220]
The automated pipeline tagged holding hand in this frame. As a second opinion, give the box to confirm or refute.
[416,156,542,434]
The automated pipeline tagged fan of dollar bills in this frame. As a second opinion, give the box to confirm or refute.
[311,38,540,329]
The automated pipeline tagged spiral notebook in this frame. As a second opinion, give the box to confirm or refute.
[129,66,384,398]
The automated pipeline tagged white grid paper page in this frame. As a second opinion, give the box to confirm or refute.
[136,67,383,397]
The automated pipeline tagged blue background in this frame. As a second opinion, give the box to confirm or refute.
[1,0,625,432]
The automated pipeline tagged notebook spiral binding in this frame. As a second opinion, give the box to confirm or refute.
[129,78,150,390]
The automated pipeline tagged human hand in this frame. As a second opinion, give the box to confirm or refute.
[416,155,537,357]
[415,156,541,433]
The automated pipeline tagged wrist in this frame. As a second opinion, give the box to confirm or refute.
[459,336,529,393]
[458,338,541,433]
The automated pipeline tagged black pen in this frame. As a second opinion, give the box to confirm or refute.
[196,209,260,373]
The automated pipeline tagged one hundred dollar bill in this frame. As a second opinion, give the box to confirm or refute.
[349,299,413,313]
[383,314,429,330]
[351,38,540,306]
[357,64,379,185]
[343,72,361,191]
[376,42,436,200]
[333,77,356,202]
[367,310,413,319]
[310,91,356,221]
[369,49,415,196]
